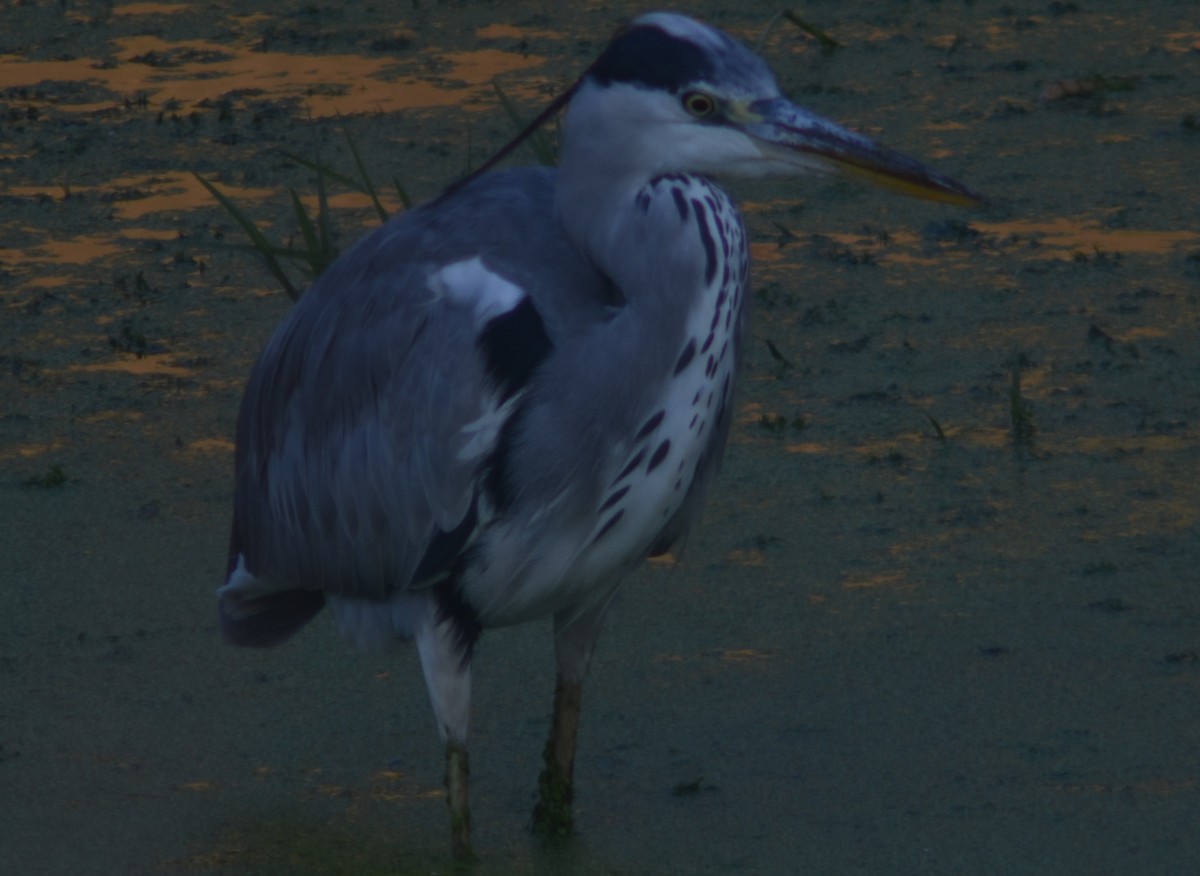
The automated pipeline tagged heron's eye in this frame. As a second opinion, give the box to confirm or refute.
[682,91,717,118]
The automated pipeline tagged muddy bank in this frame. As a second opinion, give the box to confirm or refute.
[2,2,1198,874]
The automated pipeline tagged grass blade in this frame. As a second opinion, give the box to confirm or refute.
[205,240,324,262]
[757,7,841,53]
[780,9,842,50]
[289,188,323,269]
[493,81,555,166]
[283,143,409,217]
[193,172,299,300]
[313,145,336,274]
[278,149,363,194]
[922,410,948,443]
[1009,354,1036,447]
[342,129,390,222]
[392,177,412,209]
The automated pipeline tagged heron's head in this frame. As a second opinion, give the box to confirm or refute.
[561,12,981,206]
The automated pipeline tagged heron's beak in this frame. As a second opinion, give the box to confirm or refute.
[740,97,984,207]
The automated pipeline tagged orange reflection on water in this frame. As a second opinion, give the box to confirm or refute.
[840,570,910,591]
[476,23,565,41]
[727,548,767,567]
[111,2,192,15]
[2,439,66,462]
[749,241,785,263]
[977,218,1198,257]
[981,19,1026,53]
[1164,32,1200,54]
[20,275,74,289]
[784,442,829,455]
[1,233,123,266]
[122,228,180,241]
[477,24,525,40]
[187,437,235,454]
[0,175,277,272]
[7,174,274,222]
[922,120,970,132]
[0,34,546,118]
[1068,433,1186,456]
[295,190,403,224]
[1050,777,1198,796]
[718,648,773,663]
[75,353,195,378]
[79,410,145,425]
[784,216,1200,269]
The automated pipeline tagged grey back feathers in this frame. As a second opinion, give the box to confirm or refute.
[231,169,618,602]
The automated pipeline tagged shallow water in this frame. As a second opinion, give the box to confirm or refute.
[2,2,1198,874]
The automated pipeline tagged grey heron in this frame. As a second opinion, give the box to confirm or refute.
[218,11,980,859]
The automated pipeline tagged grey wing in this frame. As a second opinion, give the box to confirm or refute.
[217,168,620,647]
[227,225,533,609]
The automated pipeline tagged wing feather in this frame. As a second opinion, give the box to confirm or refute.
[234,226,522,600]
[224,167,617,633]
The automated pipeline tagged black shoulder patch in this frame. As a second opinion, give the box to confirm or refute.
[412,510,483,664]
[412,503,478,586]
[588,23,716,92]
[599,271,626,309]
[434,573,483,666]
[477,296,553,403]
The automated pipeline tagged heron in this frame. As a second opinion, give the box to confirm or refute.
[217,11,981,859]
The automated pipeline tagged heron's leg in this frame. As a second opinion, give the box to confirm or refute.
[444,742,472,859]
[533,599,612,835]
[415,614,475,860]
[533,674,583,835]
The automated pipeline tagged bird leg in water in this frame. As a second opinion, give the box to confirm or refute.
[445,742,474,860]
[533,601,608,835]
[533,675,583,835]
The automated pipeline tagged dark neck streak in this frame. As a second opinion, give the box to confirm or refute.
[575,174,721,347]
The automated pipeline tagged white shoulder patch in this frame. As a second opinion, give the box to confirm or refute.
[428,256,526,328]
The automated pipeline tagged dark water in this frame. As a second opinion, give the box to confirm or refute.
[2,2,1198,873]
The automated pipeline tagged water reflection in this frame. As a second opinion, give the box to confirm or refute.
[2,233,124,266]
[74,351,196,378]
[0,24,555,279]
[0,34,546,118]
[109,2,194,18]
[975,219,1199,258]
[746,219,1198,271]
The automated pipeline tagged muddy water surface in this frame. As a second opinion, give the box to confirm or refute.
[2,2,1198,874]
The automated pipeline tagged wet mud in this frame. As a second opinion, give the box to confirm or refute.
[2,2,1198,874]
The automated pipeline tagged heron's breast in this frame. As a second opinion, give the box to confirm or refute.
[463,177,750,625]
[574,180,748,578]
